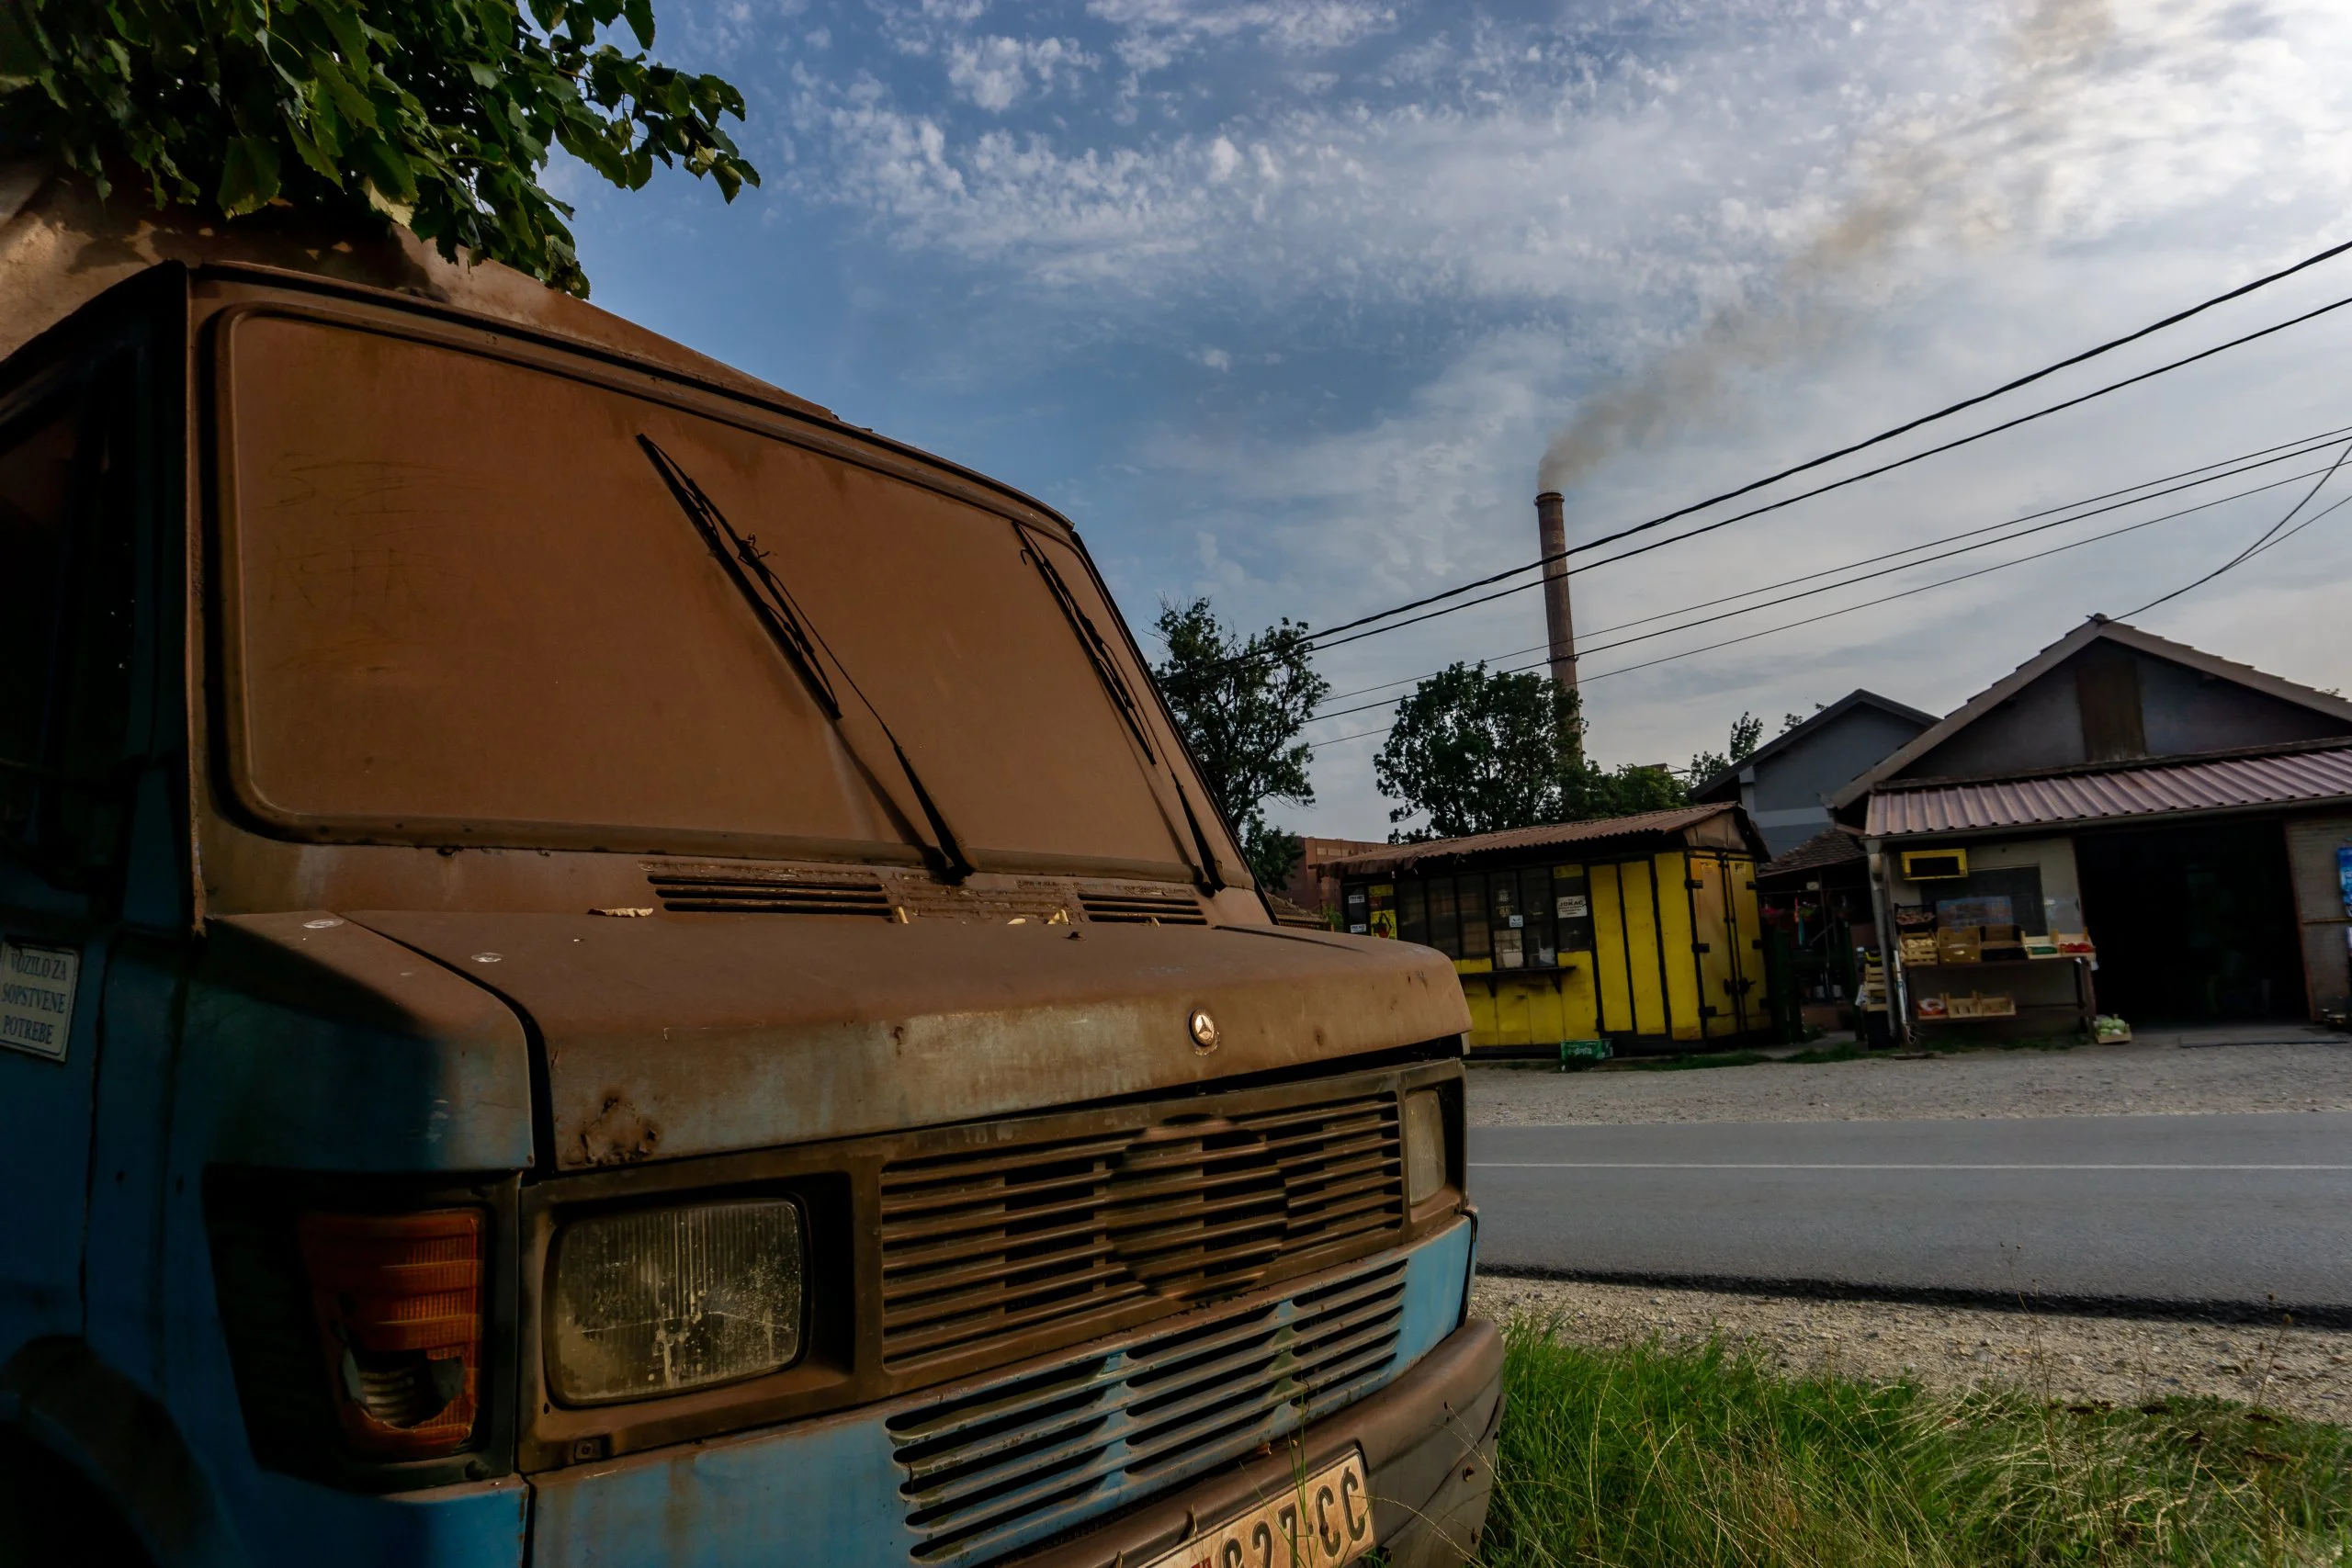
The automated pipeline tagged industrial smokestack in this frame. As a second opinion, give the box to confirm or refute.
[1533,491,1577,700]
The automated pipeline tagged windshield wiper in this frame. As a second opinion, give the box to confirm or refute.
[639,436,973,881]
[1014,525,1228,891]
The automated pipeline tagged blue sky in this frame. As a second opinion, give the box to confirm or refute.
[565,0,2352,840]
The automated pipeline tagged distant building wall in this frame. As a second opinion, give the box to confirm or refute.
[1282,835,1388,919]
[1744,705,1934,856]
[1903,646,2352,782]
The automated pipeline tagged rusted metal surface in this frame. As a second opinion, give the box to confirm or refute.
[505,1060,1461,1475]
[0,190,1488,1562]
[342,910,1465,1171]
[0,162,826,413]
[1866,740,2352,837]
[188,914,533,1171]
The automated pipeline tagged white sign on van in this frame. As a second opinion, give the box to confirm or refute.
[0,941,78,1062]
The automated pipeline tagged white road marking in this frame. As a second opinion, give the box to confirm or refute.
[1469,1162,2352,1170]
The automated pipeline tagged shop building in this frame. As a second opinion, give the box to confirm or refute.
[1329,805,1773,1057]
[1831,617,2352,1037]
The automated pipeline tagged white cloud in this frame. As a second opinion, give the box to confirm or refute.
[689,0,2352,833]
[945,35,1099,111]
[1087,0,1399,72]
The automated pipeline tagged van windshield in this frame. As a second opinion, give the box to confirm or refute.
[217,310,1195,876]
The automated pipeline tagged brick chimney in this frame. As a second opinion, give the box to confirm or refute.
[1534,491,1577,698]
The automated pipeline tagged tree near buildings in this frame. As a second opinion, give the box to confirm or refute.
[0,0,757,296]
[1374,663,1684,841]
[1149,598,1330,890]
[1686,710,1765,787]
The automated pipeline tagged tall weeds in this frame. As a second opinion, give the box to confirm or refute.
[1479,1324,2351,1568]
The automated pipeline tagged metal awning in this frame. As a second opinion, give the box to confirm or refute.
[1866,742,2352,838]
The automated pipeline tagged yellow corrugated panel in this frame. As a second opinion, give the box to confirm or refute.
[1461,973,1500,1048]
[1688,853,1740,1040]
[1517,974,1564,1045]
[1491,976,1534,1046]
[1622,858,1668,1036]
[1732,856,1769,1029]
[1652,851,1703,1041]
[1558,957,1600,1038]
[1590,862,1633,1033]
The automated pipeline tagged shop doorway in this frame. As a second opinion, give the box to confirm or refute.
[2074,819,2304,1022]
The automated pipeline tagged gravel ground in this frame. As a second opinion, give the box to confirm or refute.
[1468,1038,2352,1126]
[1473,1275,2352,1424]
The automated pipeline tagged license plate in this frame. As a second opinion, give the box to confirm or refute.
[1138,1450,1375,1568]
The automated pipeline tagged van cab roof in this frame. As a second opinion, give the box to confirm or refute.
[0,158,831,418]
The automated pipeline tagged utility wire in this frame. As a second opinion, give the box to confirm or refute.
[2121,442,2352,617]
[1280,238,2352,654]
[1307,458,2337,733]
[1294,291,2352,661]
[2241,489,2352,563]
[1306,429,2352,721]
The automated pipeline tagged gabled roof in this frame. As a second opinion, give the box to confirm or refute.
[1829,617,2352,811]
[1690,688,1938,802]
[1327,803,1755,877]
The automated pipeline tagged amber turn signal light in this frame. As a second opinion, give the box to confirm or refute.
[296,1208,485,1459]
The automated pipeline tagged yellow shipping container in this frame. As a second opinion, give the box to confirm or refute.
[1335,805,1771,1055]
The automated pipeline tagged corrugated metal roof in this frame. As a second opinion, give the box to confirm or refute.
[1326,803,1739,876]
[1867,743,2352,837]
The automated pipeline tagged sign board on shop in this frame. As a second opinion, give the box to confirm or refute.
[0,940,79,1062]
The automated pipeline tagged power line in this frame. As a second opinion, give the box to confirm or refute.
[2242,489,2352,563]
[1569,471,2338,682]
[1296,289,2352,660]
[1307,455,2341,730]
[1306,425,2352,720]
[2122,443,2352,616]
[1270,238,2352,661]
[1574,457,2341,660]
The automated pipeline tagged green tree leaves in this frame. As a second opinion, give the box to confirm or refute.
[1687,710,1765,788]
[0,0,760,296]
[1374,664,1686,840]
[1149,598,1331,891]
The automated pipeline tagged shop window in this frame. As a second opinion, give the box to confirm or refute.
[1343,883,1369,934]
[1553,865,1596,952]
[1457,875,1491,961]
[1396,879,1427,946]
[1425,876,1461,957]
[1489,872,1526,968]
[1520,864,1556,966]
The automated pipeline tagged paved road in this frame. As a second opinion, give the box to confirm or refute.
[1470,1112,2352,1311]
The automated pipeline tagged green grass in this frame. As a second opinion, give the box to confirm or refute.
[1478,1326,2352,1568]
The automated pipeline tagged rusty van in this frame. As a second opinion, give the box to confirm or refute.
[0,175,1496,1568]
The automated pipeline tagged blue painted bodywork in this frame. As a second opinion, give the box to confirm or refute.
[529,1218,1476,1568]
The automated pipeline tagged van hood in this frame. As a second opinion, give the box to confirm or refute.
[341,912,1468,1170]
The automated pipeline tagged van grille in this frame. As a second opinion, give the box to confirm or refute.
[878,1093,1404,1369]
[645,864,894,917]
[1077,888,1206,925]
[888,1259,1406,1565]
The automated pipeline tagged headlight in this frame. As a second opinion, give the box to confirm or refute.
[1403,1089,1447,1205]
[549,1198,806,1404]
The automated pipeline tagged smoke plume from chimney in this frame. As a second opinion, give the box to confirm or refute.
[1535,0,2113,501]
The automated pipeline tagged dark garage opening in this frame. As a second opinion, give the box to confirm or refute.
[2075,818,2304,1022]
